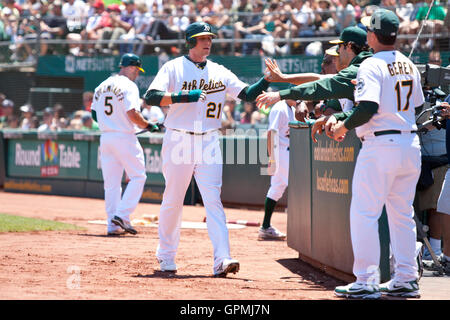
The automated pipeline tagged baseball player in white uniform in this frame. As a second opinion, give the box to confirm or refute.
[259,99,297,240]
[91,53,159,236]
[327,9,424,298]
[144,22,271,276]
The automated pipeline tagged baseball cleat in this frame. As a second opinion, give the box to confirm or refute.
[111,216,138,235]
[380,279,420,298]
[258,226,286,240]
[107,229,126,236]
[157,258,177,273]
[214,258,240,277]
[334,282,381,299]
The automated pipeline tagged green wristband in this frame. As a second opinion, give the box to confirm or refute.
[171,89,202,103]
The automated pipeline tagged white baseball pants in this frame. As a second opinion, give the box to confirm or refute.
[350,134,421,284]
[100,132,146,231]
[156,129,231,272]
[267,147,289,201]
[437,168,450,215]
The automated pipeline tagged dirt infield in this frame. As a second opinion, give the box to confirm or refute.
[0,190,448,301]
[0,190,343,300]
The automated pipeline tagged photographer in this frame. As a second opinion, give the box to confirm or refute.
[415,89,449,262]
[425,98,450,274]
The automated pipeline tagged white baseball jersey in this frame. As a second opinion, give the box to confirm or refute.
[354,50,424,137]
[349,50,423,284]
[268,101,295,149]
[339,98,353,112]
[267,101,295,202]
[91,74,141,134]
[147,56,247,132]
[91,73,147,233]
[150,56,248,274]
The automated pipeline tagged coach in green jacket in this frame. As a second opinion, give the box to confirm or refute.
[258,26,372,108]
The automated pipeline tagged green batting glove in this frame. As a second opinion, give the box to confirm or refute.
[146,123,163,132]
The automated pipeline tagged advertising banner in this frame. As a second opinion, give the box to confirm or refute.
[7,138,89,179]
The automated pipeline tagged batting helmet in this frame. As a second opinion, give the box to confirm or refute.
[185,22,217,49]
[119,53,145,73]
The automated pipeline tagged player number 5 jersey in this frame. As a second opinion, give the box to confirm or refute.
[91,75,141,134]
[354,50,424,138]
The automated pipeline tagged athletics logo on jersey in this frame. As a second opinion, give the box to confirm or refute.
[356,79,365,93]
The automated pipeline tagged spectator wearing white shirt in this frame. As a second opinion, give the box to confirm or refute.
[397,0,415,48]
[62,0,87,33]
[141,101,165,124]
[19,104,35,130]
[62,0,87,55]
[38,107,58,132]
[291,0,315,37]
[81,0,110,55]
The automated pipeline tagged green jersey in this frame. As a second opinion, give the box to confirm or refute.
[279,51,373,102]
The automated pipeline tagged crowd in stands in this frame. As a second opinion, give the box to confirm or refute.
[0,0,449,61]
[0,0,449,133]
[0,91,104,130]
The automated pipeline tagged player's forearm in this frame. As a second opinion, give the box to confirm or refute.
[279,76,354,101]
[281,73,322,85]
[343,101,379,130]
[238,77,270,102]
[127,109,149,129]
[145,90,177,106]
[145,89,204,106]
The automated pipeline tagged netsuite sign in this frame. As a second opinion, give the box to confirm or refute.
[65,56,117,74]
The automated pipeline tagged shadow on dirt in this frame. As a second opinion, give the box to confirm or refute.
[276,258,344,291]
[133,272,249,281]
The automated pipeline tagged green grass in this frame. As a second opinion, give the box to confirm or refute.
[0,213,85,233]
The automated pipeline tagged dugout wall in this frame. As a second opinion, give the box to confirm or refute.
[287,123,391,283]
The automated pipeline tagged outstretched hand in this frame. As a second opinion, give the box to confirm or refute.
[256,90,281,110]
[328,120,347,142]
[264,58,285,83]
[311,115,329,143]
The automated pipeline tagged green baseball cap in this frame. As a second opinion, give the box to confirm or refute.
[329,26,367,46]
[361,8,399,37]
[185,22,217,41]
[119,53,145,73]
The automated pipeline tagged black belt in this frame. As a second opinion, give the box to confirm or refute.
[172,128,215,135]
[361,129,417,141]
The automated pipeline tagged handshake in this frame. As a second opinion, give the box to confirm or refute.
[310,115,348,143]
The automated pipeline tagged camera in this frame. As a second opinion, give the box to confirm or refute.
[415,63,449,133]
[416,63,450,89]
